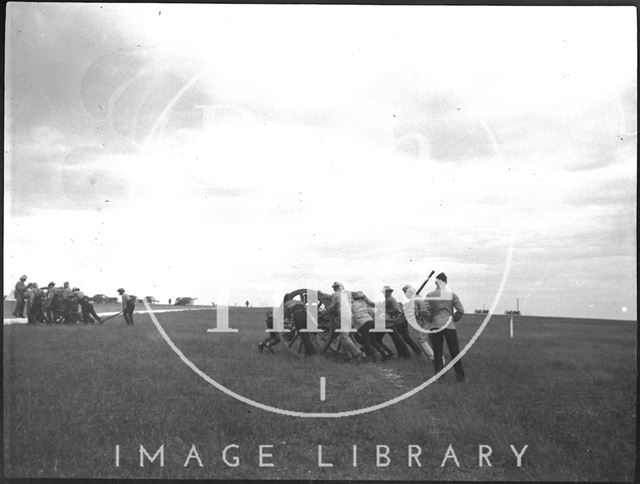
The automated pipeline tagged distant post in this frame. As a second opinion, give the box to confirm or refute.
[207,290,237,333]
[510,316,514,339]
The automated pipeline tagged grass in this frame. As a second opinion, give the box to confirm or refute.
[3,305,637,480]
[2,302,192,319]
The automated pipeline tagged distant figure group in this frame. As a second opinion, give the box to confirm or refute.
[12,275,102,325]
[10,275,139,327]
[258,273,466,382]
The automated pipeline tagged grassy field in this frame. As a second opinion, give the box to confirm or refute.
[3,304,637,481]
[2,302,192,319]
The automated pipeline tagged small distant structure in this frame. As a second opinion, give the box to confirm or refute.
[91,294,118,304]
[475,304,489,314]
[505,298,522,315]
[145,296,159,305]
[175,297,197,306]
[245,300,250,308]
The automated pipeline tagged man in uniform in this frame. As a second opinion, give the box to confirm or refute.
[82,291,102,324]
[60,282,75,324]
[284,296,317,357]
[117,288,136,325]
[351,291,394,362]
[425,273,465,382]
[64,287,84,324]
[44,282,57,324]
[257,310,281,352]
[376,286,412,358]
[12,275,28,318]
[46,282,66,324]
[325,282,366,363]
[24,283,34,320]
[71,288,102,324]
[402,284,435,361]
[385,285,423,357]
[27,283,44,324]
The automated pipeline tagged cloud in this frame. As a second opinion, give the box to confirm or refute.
[6,130,136,216]
[562,176,635,208]
[4,4,636,320]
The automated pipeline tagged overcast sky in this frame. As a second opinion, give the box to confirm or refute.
[4,4,637,320]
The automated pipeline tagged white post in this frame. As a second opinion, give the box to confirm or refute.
[509,317,514,339]
[320,376,326,402]
[207,287,237,333]
[300,289,320,333]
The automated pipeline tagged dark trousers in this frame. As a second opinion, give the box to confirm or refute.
[357,320,385,360]
[13,296,25,317]
[28,298,43,324]
[123,301,135,325]
[292,310,316,356]
[365,324,394,359]
[395,317,423,356]
[371,325,411,358]
[260,316,281,346]
[81,301,101,323]
[64,299,79,324]
[429,329,465,381]
[48,299,64,324]
[379,322,411,358]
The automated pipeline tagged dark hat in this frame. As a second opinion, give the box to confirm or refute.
[382,285,393,293]
[332,281,343,289]
[48,282,55,287]
[436,272,447,283]
[352,291,365,299]
[117,288,125,293]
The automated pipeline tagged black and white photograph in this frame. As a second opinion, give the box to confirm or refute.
[3,3,637,481]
